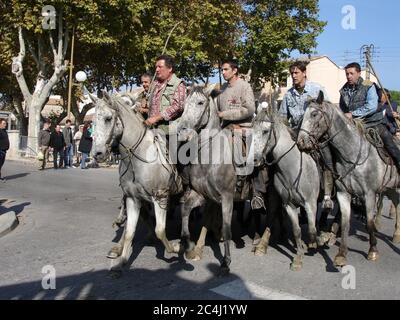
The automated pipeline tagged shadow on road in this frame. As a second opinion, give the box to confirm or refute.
[0,201,31,217]
[0,261,252,300]
[3,173,30,181]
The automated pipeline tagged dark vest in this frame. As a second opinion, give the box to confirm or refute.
[339,77,383,126]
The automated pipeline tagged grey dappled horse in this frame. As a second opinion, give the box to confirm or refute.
[176,86,276,275]
[250,107,319,271]
[298,92,400,267]
[91,92,182,271]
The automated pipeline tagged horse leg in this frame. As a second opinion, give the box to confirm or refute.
[317,208,332,246]
[253,226,271,256]
[366,192,379,261]
[111,197,141,270]
[153,197,180,254]
[386,190,400,244]
[107,227,125,259]
[304,202,318,250]
[112,195,127,228]
[374,193,384,231]
[334,191,351,267]
[220,194,234,276]
[181,190,206,260]
[390,202,396,219]
[285,205,304,271]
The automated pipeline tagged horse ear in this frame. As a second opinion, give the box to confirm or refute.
[316,90,324,105]
[102,91,117,110]
[89,93,99,104]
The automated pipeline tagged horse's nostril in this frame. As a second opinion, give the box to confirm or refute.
[96,152,103,157]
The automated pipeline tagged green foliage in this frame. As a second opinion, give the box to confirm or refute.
[238,0,326,88]
[390,91,400,105]
[0,0,326,96]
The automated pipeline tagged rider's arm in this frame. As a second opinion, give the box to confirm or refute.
[352,86,379,118]
[160,83,187,121]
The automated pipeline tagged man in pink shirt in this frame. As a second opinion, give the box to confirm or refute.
[145,55,186,134]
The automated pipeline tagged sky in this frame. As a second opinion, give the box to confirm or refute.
[314,0,400,90]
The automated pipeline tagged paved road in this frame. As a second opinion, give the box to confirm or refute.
[0,160,399,300]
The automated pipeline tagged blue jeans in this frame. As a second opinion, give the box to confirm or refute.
[64,144,73,167]
[80,153,89,168]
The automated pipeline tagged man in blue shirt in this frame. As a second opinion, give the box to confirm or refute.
[279,60,334,210]
[339,62,400,170]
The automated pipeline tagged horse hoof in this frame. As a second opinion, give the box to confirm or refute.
[185,249,202,261]
[254,245,267,256]
[334,255,347,267]
[327,234,337,247]
[308,242,318,250]
[109,269,122,279]
[290,261,303,272]
[218,267,230,277]
[393,234,400,244]
[367,251,379,261]
[107,246,122,259]
[172,242,181,254]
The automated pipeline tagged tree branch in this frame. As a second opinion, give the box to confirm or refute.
[25,37,40,69]
[11,27,32,104]
[49,31,57,59]
[62,28,69,59]
[57,9,64,59]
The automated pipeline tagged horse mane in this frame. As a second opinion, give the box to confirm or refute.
[309,98,365,136]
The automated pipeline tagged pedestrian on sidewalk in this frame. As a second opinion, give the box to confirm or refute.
[49,124,66,169]
[38,120,51,170]
[0,118,10,182]
[62,119,74,168]
[78,122,92,169]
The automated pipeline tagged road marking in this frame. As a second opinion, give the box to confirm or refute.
[210,279,308,300]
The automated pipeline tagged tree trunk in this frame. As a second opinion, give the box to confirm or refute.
[27,97,43,155]
[12,14,69,156]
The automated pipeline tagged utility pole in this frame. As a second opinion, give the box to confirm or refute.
[67,27,75,120]
[360,44,374,80]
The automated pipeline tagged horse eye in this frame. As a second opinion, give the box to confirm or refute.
[311,112,318,118]
[198,102,204,106]
[105,117,112,122]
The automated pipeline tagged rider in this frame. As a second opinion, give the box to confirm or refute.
[339,62,400,171]
[279,60,334,210]
[136,72,152,118]
[217,58,268,210]
[145,55,186,133]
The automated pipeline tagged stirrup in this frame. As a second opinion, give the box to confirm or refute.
[322,196,333,209]
[251,195,265,210]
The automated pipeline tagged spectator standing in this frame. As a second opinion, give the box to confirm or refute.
[78,122,93,169]
[38,120,51,170]
[73,125,83,167]
[62,119,74,168]
[0,118,10,182]
[49,124,66,169]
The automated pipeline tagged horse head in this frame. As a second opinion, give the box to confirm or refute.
[90,91,118,162]
[297,90,331,152]
[177,85,214,141]
[250,104,276,166]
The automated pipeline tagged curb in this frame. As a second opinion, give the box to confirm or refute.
[0,211,19,238]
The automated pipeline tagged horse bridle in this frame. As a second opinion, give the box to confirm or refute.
[259,119,296,166]
[298,104,371,183]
